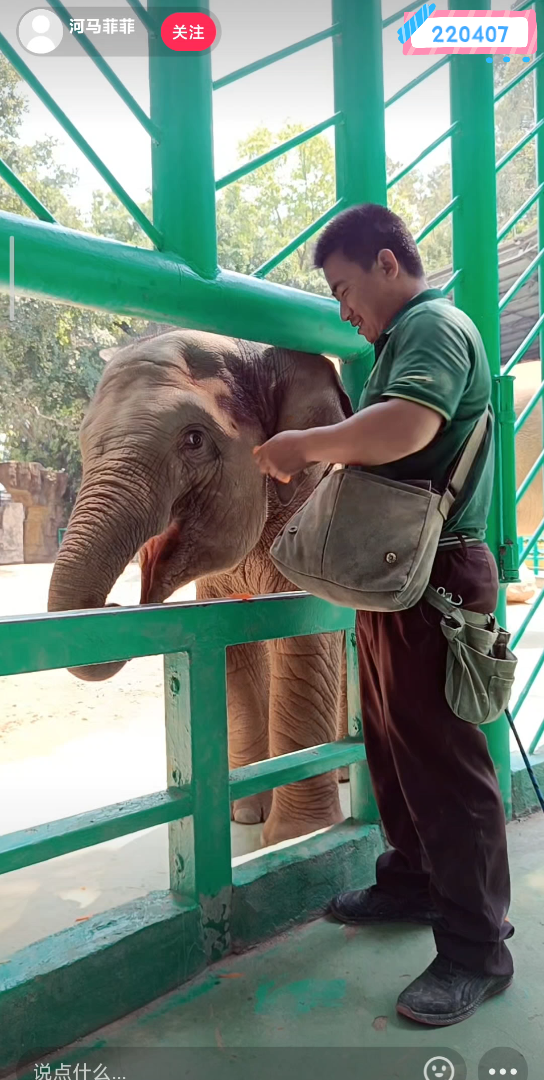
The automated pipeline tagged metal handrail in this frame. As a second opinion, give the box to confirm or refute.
[511,583,544,648]
[511,650,544,723]
[498,182,544,242]
[441,268,462,295]
[386,57,450,109]
[387,124,458,189]
[514,378,544,433]
[496,120,544,173]
[252,199,345,278]
[517,448,544,503]
[498,247,544,311]
[383,5,410,28]
[216,113,341,191]
[0,32,161,248]
[415,197,458,245]
[48,0,159,139]
[0,159,56,223]
[519,516,544,565]
[495,53,543,103]
[503,312,544,372]
[126,0,157,34]
[213,25,340,90]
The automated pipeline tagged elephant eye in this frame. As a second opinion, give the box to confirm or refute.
[183,429,204,450]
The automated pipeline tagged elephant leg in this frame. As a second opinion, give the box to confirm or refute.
[262,632,344,846]
[226,641,272,825]
[336,634,350,782]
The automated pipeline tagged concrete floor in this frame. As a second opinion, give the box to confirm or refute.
[42,812,544,1080]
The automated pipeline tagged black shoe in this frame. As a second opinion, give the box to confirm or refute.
[396,954,513,1027]
[328,885,440,926]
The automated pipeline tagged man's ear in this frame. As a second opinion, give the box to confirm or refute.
[267,350,353,504]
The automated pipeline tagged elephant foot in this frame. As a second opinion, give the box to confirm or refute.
[261,803,345,847]
[338,766,350,783]
[231,791,272,825]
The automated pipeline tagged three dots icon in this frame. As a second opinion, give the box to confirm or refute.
[487,1071,518,1076]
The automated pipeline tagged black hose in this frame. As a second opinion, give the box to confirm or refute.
[505,707,544,814]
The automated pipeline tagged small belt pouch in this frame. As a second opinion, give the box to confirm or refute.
[424,585,518,725]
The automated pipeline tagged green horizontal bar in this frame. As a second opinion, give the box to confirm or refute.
[0,788,193,876]
[0,159,56,223]
[519,516,544,565]
[496,119,544,173]
[415,196,458,245]
[441,268,462,295]
[0,211,369,360]
[383,4,409,29]
[529,716,544,755]
[230,737,366,801]
[511,579,544,649]
[385,56,450,109]
[517,447,544,503]
[495,53,543,103]
[387,123,458,189]
[126,0,157,34]
[499,247,544,312]
[511,648,544,721]
[0,592,354,678]
[252,199,344,278]
[213,25,340,90]
[504,312,544,374]
[48,0,159,139]
[498,182,544,243]
[0,33,161,248]
[512,0,534,9]
[515,378,544,433]
[216,113,341,190]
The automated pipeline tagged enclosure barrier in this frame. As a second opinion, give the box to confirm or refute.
[1,0,544,1063]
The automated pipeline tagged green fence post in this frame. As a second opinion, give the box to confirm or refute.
[164,648,232,961]
[450,45,512,816]
[148,0,218,275]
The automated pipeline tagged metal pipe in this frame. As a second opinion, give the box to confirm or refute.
[216,114,342,191]
[514,378,544,433]
[511,579,544,649]
[415,197,458,245]
[148,0,217,272]
[503,313,544,374]
[519,516,544,565]
[498,374,519,581]
[0,159,56,223]
[0,210,369,360]
[498,248,544,312]
[496,119,544,173]
[387,124,458,189]
[383,4,410,28]
[498,182,544,243]
[213,25,340,90]
[494,53,543,103]
[517,447,544,502]
[450,41,512,813]
[252,199,345,279]
[385,57,450,109]
[441,268,462,295]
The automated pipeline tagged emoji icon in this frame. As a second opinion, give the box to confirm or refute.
[424,1057,456,1080]
[478,1048,528,1080]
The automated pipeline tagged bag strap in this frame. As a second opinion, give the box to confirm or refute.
[438,409,490,519]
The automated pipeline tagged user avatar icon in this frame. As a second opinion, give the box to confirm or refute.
[478,1048,528,1080]
[17,8,64,54]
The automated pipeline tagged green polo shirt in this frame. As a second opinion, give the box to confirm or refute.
[358,288,494,540]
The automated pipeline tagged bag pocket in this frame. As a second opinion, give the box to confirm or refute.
[441,617,517,725]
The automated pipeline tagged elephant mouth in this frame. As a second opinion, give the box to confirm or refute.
[139,521,182,605]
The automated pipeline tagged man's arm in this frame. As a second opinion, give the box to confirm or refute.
[253,397,443,482]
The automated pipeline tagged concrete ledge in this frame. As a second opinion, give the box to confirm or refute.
[511,753,544,817]
[231,820,384,950]
[0,822,383,1076]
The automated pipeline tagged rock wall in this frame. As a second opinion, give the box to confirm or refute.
[0,500,25,564]
[0,462,68,563]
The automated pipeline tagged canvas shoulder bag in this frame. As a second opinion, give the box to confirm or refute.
[269,409,490,612]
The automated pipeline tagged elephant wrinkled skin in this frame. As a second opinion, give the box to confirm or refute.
[48,329,353,846]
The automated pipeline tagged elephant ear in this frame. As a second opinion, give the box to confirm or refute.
[269,351,353,505]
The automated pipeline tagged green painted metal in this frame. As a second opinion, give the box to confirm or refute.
[497,375,519,581]
[496,119,544,173]
[517,447,544,503]
[126,0,157,33]
[503,313,544,373]
[514,378,544,433]
[0,213,367,358]
[216,114,342,192]
[383,4,410,29]
[529,718,544,754]
[252,199,345,278]
[385,57,450,110]
[498,182,544,243]
[231,737,365,800]
[499,248,544,312]
[0,158,56,222]
[519,518,544,565]
[387,124,458,190]
[511,585,544,650]
[148,0,216,271]
[48,0,159,139]
[449,44,512,814]
[415,196,458,245]
[441,268,463,295]
[494,53,543,104]
[213,26,340,90]
[0,33,161,247]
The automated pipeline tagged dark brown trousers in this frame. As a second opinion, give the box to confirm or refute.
[356,542,514,976]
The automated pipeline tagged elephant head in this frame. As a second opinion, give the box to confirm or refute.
[48,328,352,680]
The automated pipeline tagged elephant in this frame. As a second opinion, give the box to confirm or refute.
[507,359,544,603]
[47,328,354,847]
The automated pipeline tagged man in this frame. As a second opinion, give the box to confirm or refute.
[253,203,514,1027]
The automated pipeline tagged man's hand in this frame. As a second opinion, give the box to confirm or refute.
[253,431,310,482]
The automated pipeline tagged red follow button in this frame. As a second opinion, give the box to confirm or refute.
[160,11,217,50]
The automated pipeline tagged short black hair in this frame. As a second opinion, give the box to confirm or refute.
[314,203,424,278]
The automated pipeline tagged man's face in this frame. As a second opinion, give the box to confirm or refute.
[322,250,399,344]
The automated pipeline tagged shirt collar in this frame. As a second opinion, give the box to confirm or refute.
[374,287,445,360]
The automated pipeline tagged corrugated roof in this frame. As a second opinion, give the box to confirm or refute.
[428,227,541,365]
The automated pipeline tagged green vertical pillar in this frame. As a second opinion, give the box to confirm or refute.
[148,0,218,276]
[450,49,512,815]
[332,0,386,409]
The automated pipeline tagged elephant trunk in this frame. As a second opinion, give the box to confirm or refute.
[48,473,161,682]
